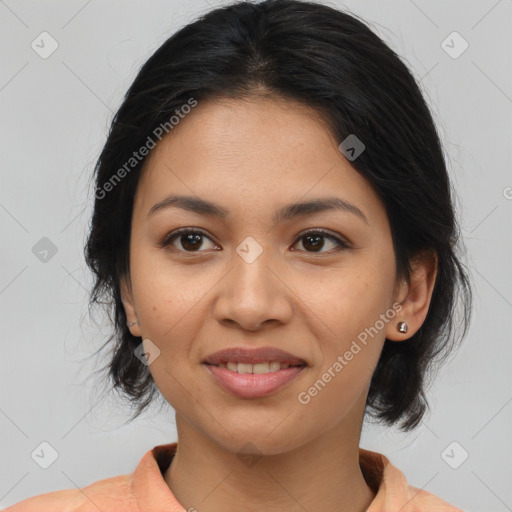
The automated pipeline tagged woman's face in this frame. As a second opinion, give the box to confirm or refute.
[122,96,405,454]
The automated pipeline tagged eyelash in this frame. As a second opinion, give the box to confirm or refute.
[157,227,350,255]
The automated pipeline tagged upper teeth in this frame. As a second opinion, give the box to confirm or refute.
[218,361,293,374]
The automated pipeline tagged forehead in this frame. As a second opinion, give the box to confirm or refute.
[134,96,386,228]
[146,95,335,168]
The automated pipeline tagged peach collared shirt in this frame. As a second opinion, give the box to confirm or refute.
[4,443,463,511]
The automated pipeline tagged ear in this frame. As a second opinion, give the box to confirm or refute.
[120,274,141,337]
[386,249,438,341]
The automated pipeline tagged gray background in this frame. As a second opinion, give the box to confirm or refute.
[1,1,511,510]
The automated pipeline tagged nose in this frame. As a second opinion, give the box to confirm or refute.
[213,249,293,332]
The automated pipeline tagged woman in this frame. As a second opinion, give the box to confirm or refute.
[6,0,472,510]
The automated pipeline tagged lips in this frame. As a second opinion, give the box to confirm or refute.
[202,346,307,366]
[202,346,308,398]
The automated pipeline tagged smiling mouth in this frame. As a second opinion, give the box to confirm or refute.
[203,361,307,399]
[204,361,306,375]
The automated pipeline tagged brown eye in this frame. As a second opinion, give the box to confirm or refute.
[292,230,349,254]
[158,228,349,255]
[159,229,218,252]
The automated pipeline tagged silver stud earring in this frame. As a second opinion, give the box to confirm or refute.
[128,320,139,327]
[397,321,408,333]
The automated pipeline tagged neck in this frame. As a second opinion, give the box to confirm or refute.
[165,413,375,512]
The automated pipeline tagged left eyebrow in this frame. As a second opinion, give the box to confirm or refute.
[147,195,369,226]
[274,197,369,226]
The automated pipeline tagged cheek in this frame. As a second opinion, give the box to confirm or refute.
[301,253,396,396]
[295,359,374,441]
[295,277,392,431]
[127,251,209,404]
[313,260,395,348]
[130,244,208,337]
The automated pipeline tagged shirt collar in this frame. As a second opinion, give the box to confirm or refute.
[131,442,409,511]
[131,442,185,511]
